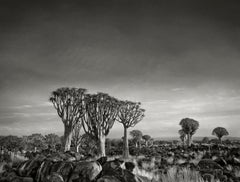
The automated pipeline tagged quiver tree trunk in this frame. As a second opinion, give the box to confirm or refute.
[219,137,222,144]
[187,134,192,147]
[64,126,73,151]
[123,126,129,158]
[99,134,106,157]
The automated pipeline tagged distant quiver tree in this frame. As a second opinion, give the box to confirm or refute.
[130,130,143,149]
[179,118,199,147]
[212,127,229,143]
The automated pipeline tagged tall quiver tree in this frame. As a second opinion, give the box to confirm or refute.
[82,93,120,157]
[212,127,229,143]
[179,118,199,147]
[50,88,86,151]
[117,101,145,158]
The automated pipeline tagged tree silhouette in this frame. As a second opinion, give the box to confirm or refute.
[179,118,199,147]
[82,93,121,156]
[49,87,87,151]
[212,127,229,143]
[117,101,145,158]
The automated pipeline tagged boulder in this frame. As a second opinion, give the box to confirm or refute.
[36,160,53,182]
[68,161,102,182]
[198,159,223,171]
[47,172,64,182]
[202,173,214,182]
[17,156,44,178]
[97,176,121,182]
[49,161,74,182]
[214,157,227,167]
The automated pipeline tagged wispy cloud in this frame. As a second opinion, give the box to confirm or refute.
[6,102,52,110]
[10,105,33,109]
[171,88,185,92]
[0,112,56,119]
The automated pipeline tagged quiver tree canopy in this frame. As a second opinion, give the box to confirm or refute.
[179,118,199,136]
[117,101,145,128]
[49,88,87,127]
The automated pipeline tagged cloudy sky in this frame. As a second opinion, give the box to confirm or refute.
[1,0,240,138]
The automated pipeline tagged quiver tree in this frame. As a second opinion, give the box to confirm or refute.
[130,130,143,149]
[50,87,87,151]
[212,127,229,143]
[82,93,121,157]
[202,137,209,144]
[179,118,199,147]
[117,101,145,158]
[142,135,151,147]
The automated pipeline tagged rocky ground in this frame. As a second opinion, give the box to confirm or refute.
[0,145,240,182]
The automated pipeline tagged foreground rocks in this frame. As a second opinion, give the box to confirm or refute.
[0,153,151,182]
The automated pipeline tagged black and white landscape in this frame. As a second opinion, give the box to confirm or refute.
[0,0,240,182]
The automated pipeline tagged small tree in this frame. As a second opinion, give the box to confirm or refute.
[82,93,121,157]
[142,135,151,146]
[130,130,143,148]
[179,118,199,147]
[212,127,229,143]
[202,137,210,144]
[117,101,145,158]
[50,87,86,151]
[27,133,46,152]
[80,133,98,156]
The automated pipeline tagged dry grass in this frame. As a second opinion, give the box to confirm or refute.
[125,156,221,182]
[135,166,221,182]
